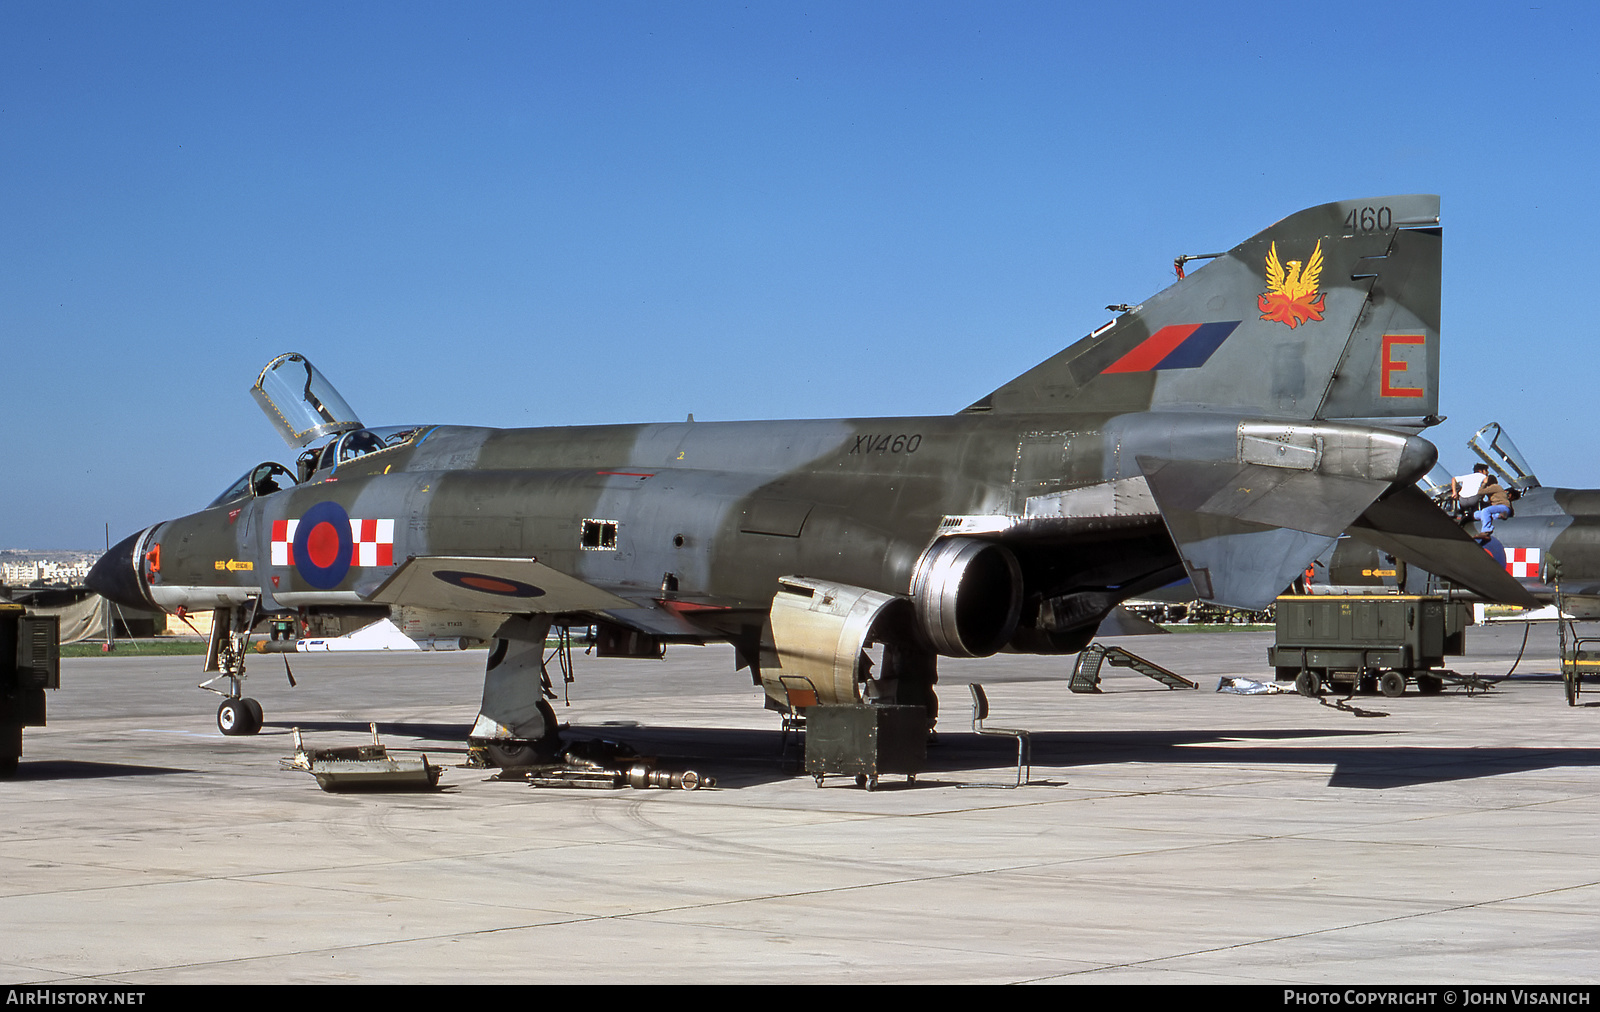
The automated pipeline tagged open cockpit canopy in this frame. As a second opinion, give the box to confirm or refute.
[241,353,431,495]
[1469,422,1540,490]
[252,352,363,448]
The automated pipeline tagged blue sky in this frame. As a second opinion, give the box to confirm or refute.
[3,1,1597,548]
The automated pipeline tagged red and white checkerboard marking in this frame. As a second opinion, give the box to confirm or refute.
[1505,547,1541,579]
[271,519,297,565]
[271,518,394,567]
[353,518,394,567]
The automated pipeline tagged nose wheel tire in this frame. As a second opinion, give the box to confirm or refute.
[218,697,264,736]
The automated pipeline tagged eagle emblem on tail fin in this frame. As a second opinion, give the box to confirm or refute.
[1258,240,1326,328]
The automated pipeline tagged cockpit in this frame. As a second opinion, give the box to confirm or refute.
[207,425,430,509]
[207,353,432,508]
[207,462,300,509]
[299,425,429,480]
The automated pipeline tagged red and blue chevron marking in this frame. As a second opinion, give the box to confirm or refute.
[1102,321,1242,374]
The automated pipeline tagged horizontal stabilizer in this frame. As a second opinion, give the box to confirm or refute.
[1142,458,1392,609]
[366,557,636,614]
[1344,486,1540,608]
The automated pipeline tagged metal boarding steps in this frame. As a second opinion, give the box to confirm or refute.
[1070,643,1197,693]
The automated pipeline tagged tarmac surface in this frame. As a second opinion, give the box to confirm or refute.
[4,624,1599,984]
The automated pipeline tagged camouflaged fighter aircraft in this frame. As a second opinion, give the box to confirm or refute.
[1318,422,1600,615]
[87,194,1535,760]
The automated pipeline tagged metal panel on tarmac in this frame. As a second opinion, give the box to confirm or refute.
[3,627,1598,984]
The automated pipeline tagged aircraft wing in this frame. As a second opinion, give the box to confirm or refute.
[366,556,637,613]
[1343,486,1540,607]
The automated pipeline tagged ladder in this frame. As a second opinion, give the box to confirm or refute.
[1071,643,1197,693]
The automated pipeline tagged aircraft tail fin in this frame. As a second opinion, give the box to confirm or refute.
[967,196,1441,425]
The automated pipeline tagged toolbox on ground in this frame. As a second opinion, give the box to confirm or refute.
[803,703,925,790]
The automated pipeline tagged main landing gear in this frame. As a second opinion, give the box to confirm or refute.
[478,700,561,767]
[469,617,565,767]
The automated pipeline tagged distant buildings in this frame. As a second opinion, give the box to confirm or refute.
[0,553,95,588]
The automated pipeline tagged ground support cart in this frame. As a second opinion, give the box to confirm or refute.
[1559,637,1599,707]
[1,604,59,777]
[1270,594,1469,698]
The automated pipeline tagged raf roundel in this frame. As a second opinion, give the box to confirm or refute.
[292,501,354,590]
[433,570,547,599]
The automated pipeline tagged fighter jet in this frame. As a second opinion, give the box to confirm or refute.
[87,195,1533,761]
[1319,422,1600,616]
[1464,424,1600,612]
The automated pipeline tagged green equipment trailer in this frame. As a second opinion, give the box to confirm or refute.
[1269,595,1470,698]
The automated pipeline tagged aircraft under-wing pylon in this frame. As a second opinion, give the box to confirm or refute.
[88,195,1535,760]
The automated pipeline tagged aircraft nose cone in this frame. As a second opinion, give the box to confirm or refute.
[87,530,152,611]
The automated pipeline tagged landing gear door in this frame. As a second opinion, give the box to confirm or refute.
[251,352,364,449]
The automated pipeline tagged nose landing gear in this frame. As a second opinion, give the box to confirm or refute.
[217,696,265,736]
[202,601,268,736]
